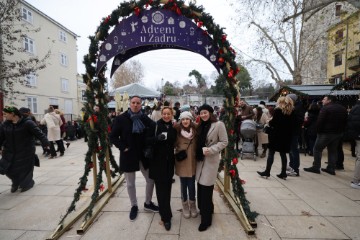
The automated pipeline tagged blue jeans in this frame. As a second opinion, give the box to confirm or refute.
[289,135,300,172]
[180,176,196,201]
[313,133,343,170]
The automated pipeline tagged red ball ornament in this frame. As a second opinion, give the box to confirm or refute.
[228,70,234,78]
[229,169,236,177]
[134,7,141,16]
[92,115,98,123]
[99,184,105,192]
[197,21,203,27]
[89,162,94,169]
[218,57,225,64]
[232,158,238,165]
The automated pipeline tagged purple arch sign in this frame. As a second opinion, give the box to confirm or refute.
[96,9,220,77]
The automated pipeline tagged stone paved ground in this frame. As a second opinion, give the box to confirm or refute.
[0,140,359,240]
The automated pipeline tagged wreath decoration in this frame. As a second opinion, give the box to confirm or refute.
[59,0,257,226]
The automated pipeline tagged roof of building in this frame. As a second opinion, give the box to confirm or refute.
[111,83,160,98]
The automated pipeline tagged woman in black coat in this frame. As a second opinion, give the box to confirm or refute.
[0,106,49,192]
[257,97,295,180]
[146,106,177,231]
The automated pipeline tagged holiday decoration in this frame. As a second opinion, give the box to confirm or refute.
[58,0,257,232]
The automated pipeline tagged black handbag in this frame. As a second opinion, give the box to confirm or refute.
[175,138,193,162]
[175,150,187,161]
[144,124,158,160]
[263,125,274,135]
[0,158,11,175]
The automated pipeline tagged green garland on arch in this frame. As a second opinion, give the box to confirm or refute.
[59,0,257,225]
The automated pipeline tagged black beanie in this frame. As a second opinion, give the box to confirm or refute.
[198,104,214,114]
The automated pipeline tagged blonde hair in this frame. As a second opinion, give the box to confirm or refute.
[276,96,294,115]
[161,106,173,115]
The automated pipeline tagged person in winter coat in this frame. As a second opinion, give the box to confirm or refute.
[110,95,159,221]
[174,111,198,219]
[195,104,228,232]
[304,102,320,156]
[346,99,360,189]
[146,106,177,231]
[0,106,49,192]
[257,96,295,180]
[40,106,64,158]
[55,109,70,149]
[254,106,270,158]
[304,95,348,175]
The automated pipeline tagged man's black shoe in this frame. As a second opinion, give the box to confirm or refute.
[321,168,336,175]
[303,167,320,174]
[129,205,138,221]
[144,201,159,213]
[164,222,171,231]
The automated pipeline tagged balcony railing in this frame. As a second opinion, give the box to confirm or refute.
[348,54,360,71]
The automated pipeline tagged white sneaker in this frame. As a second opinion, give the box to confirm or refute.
[286,166,294,172]
[350,182,360,189]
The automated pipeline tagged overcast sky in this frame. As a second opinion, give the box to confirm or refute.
[25,0,245,90]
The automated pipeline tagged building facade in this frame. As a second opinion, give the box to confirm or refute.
[300,0,357,85]
[1,0,79,119]
[327,10,360,83]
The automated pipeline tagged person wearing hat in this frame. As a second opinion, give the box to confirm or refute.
[195,104,228,231]
[0,106,50,192]
[174,111,198,219]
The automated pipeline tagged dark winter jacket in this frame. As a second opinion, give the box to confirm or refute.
[0,117,49,175]
[110,111,154,172]
[292,100,306,136]
[347,100,360,140]
[146,119,176,182]
[317,102,347,134]
[304,108,320,138]
[268,108,295,153]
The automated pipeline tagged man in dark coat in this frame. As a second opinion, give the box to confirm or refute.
[304,95,348,175]
[0,106,49,193]
[110,95,159,221]
[347,99,360,189]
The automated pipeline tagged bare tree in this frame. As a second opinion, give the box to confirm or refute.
[283,0,360,22]
[0,0,50,100]
[230,0,330,85]
[111,60,144,89]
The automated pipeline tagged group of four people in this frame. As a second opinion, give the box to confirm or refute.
[109,96,228,232]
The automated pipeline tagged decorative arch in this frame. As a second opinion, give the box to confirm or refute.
[57,0,257,234]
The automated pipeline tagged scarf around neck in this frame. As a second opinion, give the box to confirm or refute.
[181,128,193,139]
[196,120,211,161]
[128,109,145,133]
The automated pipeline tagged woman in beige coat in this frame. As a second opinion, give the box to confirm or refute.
[40,106,64,158]
[255,106,270,158]
[174,111,197,219]
[195,104,228,232]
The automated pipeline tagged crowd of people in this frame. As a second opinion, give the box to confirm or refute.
[0,105,84,192]
[1,92,359,232]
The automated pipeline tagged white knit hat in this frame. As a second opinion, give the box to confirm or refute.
[179,111,194,121]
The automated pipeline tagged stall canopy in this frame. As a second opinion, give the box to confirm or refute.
[269,84,360,101]
[110,83,160,98]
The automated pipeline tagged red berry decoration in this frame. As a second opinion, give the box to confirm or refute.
[134,7,141,16]
[229,169,236,177]
[99,184,105,192]
[218,57,225,64]
[232,158,238,165]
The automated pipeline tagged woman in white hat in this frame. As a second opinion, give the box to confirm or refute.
[174,111,198,219]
